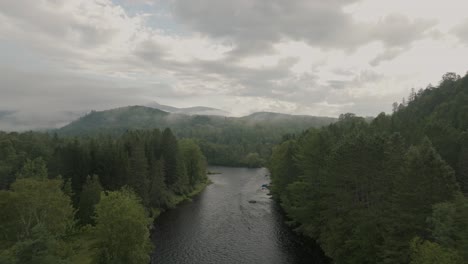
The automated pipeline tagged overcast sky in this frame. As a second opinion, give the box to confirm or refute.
[1,0,468,130]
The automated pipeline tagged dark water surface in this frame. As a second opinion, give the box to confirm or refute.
[151,166,327,264]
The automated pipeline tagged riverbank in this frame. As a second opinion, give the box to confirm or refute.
[166,179,212,209]
[68,178,212,264]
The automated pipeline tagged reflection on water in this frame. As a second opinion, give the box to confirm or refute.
[151,166,328,264]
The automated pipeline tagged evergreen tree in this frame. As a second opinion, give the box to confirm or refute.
[127,137,149,205]
[385,138,459,262]
[78,175,103,225]
[148,159,170,209]
[179,139,207,186]
[457,132,468,194]
[161,128,179,189]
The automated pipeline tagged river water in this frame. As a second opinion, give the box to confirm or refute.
[151,166,328,264]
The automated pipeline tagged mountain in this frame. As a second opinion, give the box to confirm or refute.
[57,106,335,136]
[146,102,231,116]
[57,106,336,166]
[58,106,171,136]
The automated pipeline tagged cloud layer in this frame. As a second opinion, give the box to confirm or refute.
[1,0,468,130]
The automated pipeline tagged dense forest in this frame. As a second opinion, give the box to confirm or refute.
[2,72,468,263]
[269,72,468,264]
[0,128,208,263]
[57,108,335,167]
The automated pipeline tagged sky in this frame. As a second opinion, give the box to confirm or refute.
[1,0,468,130]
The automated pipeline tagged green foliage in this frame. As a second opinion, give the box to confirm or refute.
[269,140,300,197]
[7,224,74,264]
[179,139,207,185]
[409,238,462,264]
[9,178,75,241]
[0,176,75,263]
[161,128,180,188]
[244,152,264,168]
[78,175,103,225]
[0,128,209,263]
[428,195,468,260]
[269,72,468,264]
[15,157,48,180]
[93,188,152,264]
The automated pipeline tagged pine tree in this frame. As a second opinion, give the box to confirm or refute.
[457,132,468,194]
[161,128,179,188]
[148,158,170,209]
[78,175,103,225]
[387,138,460,262]
[127,136,149,205]
[179,139,207,186]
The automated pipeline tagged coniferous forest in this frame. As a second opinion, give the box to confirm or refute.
[269,73,468,263]
[0,128,207,263]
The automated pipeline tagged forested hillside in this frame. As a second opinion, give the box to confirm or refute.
[0,128,208,263]
[58,107,336,167]
[269,72,468,263]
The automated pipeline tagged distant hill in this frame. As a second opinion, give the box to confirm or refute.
[58,106,171,136]
[57,106,335,136]
[241,111,323,122]
[146,102,230,116]
[57,106,336,166]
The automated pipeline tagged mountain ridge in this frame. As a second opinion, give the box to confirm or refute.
[146,101,231,116]
[57,105,337,136]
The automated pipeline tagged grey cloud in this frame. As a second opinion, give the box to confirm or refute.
[134,39,167,63]
[327,70,384,90]
[170,0,436,57]
[328,80,348,90]
[0,0,118,49]
[131,38,306,97]
[132,38,343,106]
[332,68,355,77]
[170,0,361,55]
[372,14,436,47]
[73,23,118,47]
[452,19,468,45]
[370,47,407,66]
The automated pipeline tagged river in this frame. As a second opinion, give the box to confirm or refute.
[151,166,328,264]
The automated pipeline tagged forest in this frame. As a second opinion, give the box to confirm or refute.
[0,128,208,263]
[269,72,468,264]
[57,108,335,167]
[1,72,468,263]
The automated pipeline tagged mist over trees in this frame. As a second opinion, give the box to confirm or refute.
[57,108,336,168]
[269,72,468,263]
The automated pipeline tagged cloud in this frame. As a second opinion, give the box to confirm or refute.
[1,0,468,131]
[452,19,468,45]
[371,14,436,47]
[170,0,436,57]
[326,70,384,90]
[370,47,407,66]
